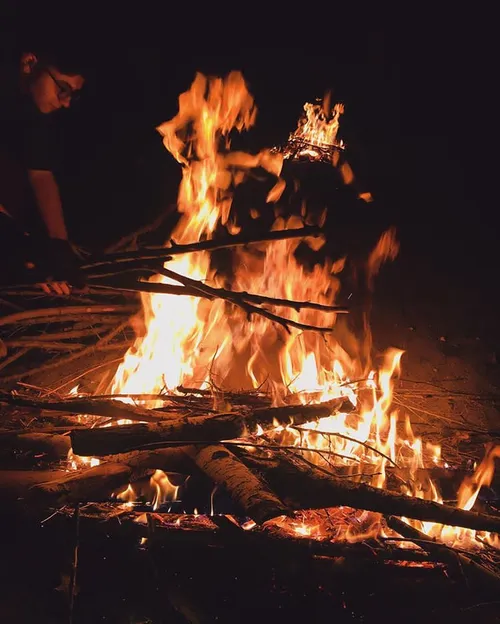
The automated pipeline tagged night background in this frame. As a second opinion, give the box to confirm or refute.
[1,4,500,622]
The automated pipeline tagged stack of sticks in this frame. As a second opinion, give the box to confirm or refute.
[0,225,499,590]
[0,385,499,590]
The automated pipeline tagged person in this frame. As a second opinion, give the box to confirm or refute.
[0,43,87,294]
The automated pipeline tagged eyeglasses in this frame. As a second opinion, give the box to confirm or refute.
[45,67,80,103]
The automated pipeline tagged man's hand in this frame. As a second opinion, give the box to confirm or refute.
[37,238,87,295]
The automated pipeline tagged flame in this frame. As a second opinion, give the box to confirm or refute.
[288,98,345,151]
[94,73,499,550]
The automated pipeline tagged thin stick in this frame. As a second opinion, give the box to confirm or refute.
[0,305,137,328]
[5,340,84,351]
[68,503,80,624]
[0,347,29,373]
[89,279,349,315]
[158,267,332,334]
[81,225,324,270]
[0,321,129,382]
[291,425,399,467]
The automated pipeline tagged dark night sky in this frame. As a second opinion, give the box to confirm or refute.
[1,5,497,274]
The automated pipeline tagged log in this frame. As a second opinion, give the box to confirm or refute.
[237,450,500,534]
[0,469,68,500]
[29,462,137,504]
[102,447,196,475]
[71,413,247,456]
[386,515,500,592]
[0,392,175,424]
[12,433,72,459]
[187,444,289,524]
[247,398,352,428]
[70,399,351,456]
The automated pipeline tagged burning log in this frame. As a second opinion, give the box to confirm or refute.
[238,450,500,534]
[8,432,72,459]
[69,399,351,456]
[187,444,290,524]
[0,392,174,424]
[0,469,68,500]
[29,462,139,504]
[71,413,246,456]
[386,515,500,591]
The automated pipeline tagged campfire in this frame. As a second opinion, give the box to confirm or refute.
[1,70,499,618]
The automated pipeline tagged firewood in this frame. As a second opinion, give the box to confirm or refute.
[0,469,68,500]
[386,515,500,591]
[187,444,289,524]
[69,399,351,456]
[12,433,72,459]
[71,413,246,456]
[237,449,500,534]
[0,305,137,328]
[29,462,138,504]
[0,393,175,424]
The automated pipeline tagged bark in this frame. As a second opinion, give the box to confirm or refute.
[0,393,174,424]
[71,413,247,456]
[386,515,500,591]
[238,450,500,534]
[69,399,351,456]
[0,469,68,500]
[187,444,289,524]
[29,462,136,504]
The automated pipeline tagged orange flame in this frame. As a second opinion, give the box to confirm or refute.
[90,73,499,550]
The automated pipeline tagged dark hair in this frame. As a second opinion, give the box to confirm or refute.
[19,25,93,77]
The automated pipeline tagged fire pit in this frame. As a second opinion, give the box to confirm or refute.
[0,71,499,623]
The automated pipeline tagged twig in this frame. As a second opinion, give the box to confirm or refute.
[157,267,333,334]
[0,305,137,328]
[0,347,29,372]
[291,425,399,467]
[5,340,84,351]
[81,225,324,270]
[68,503,80,624]
[89,279,349,315]
[386,515,500,590]
[0,321,130,382]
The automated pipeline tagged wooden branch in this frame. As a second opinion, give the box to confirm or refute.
[0,392,174,424]
[29,462,137,504]
[71,413,246,456]
[0,305,137,328]
[237,449,500,534]
[386,515,500,591]
[81,226,324,270]
[0,321,130,382]
[89,280,348,315]
[5,339,84,351]
[0,469,69,500]
[9,432,72,459]
[157,267,334,334]
[69,399,351,456]
[187,444,290,524]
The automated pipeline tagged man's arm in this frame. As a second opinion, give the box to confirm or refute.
[27,169,68,240]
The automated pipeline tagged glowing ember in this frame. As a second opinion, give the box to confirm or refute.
[69,71,499,552]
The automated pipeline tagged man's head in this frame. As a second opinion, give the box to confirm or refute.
[20,50,85,114]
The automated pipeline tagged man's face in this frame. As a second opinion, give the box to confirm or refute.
[27,61,85,114]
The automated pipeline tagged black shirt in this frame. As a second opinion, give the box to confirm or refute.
[0,65,57,230]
